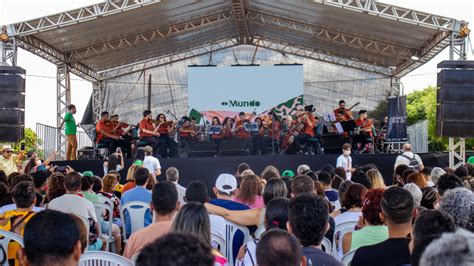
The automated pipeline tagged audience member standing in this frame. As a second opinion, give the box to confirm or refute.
[166,167,186,205]
[394,143,424,171]
[336,143,353,180]
[351,187,414,266]
[61,104,78,161]
[143,146,161,177]
[0,145,18,176]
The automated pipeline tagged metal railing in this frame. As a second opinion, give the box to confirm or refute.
[36,123,93,160]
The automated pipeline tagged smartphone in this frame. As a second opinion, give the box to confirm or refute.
[20,143,25,151]
[55,166,67,173]
[116,147,122,153]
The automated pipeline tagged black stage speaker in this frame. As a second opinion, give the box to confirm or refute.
[77,147,96,161]
[188,141,217,157]
[0,66,25,142]
[219,139,249,156]
[436,61,474,138]
[321,134,348,154]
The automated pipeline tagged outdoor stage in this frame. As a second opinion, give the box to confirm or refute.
[53,153,452,197]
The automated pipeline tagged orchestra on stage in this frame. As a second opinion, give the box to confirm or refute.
[94,100,389,158]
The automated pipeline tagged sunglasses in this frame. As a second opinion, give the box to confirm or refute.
[4,150,13,154]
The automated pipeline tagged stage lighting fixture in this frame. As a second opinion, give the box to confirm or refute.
[411,55,420,61]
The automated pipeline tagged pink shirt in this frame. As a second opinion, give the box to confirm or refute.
[232,195,265,209]
[123,221,173,259]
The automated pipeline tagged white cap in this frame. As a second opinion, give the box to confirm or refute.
[215,174,237,194]
[1,145,12,152]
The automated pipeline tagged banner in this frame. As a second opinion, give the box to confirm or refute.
[188,65,304,121]
[387,96,408,142]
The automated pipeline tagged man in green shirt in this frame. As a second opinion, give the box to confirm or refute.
[61,104,78,160]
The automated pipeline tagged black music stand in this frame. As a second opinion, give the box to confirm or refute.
[340,120,357,133]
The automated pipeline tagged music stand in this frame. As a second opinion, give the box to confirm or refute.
[208,125,222,135]
[340,120,357,133]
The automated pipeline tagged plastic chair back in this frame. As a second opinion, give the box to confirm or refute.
[211,231,226,255]
[321,237,332,254]
[94,202,114,251]
[341,249,356,265]
[120,201,150,242]
[224,220,250,266]
[0,230,23,266]
[255,225,265,239]
[79,251,133,266]
[332,221,357,256]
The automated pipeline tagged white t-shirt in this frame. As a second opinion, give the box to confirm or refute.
[172,181,186,206]
[394,151,422,169]
[0,204,44,214]
[336,154,352,180]
[143,155,161,175]
[48,194,98,227]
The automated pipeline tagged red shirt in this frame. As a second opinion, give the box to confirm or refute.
[157,123,169,135]
[334,108,353,122]
[139,119,155,139]
[222,125,233,139]
[96,120,113,143]
[179,125,193,139]
[303,113,316,137]
[234,120,251,139]
[355,118,374,137]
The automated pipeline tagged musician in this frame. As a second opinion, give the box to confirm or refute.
[222,117,233,139]
[353,110,374,153]
[179,117,195,142]
[334,100,353,122]
[232,112,252,139]
[209,116,223,153]
[139,110,164,157]
[252,117,271,155]
[110,114,132,158]
[155,113,178,158]
[96,111,120,155]
[288,105,317,154]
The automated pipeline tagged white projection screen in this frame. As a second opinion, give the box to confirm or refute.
[188,65,303,120]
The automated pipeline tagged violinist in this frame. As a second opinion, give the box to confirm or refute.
[110,114,132,158]
[222,117,233,139]
[155,113,178,158]
[179,117,194,148]
[139,110,163,157]
[253,117,272,155]
[232,112,252,139]
[209,116,223,153]
[267,111,281,150]
[353,110,374,153]
[96,111,120,156]
[334,100,353,122]
[288,105,316,154]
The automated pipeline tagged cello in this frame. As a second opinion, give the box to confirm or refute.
[280,113,306,149]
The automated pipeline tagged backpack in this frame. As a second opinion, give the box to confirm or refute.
[401,153,420,171]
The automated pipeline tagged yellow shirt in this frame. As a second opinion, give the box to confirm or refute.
[0,156,18,176]
[0,210,36,266]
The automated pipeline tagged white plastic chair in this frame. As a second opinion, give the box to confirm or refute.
[119,201,150,242]
[94,202,115,252]
[211,231,226,254]
[131,252,140,264]
[321,237,332,255]
[255,225,266,239]
[79,251,133,266]
[332,221,357,257]
[224,220,250,266]
[341,249,356,266]
[0,230,24,266]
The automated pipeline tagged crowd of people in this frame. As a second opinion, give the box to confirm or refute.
[0,142,473,266]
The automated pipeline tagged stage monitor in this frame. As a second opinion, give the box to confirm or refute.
[188,65,304,121]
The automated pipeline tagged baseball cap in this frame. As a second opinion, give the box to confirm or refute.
[133,160,143,167]
[2,145,12,152]
[215,174,237,194]
[281,170,295,178]
[82,171,94,177]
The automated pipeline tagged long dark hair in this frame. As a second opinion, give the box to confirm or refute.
[212,116,221,125]
[222,117,231,126]
[24,157,36,174]
[107,154,119,173]
[265,198,290,231]
[157,113,166,122]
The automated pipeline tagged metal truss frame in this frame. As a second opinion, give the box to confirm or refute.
[318,0,458,31]
[7,0,161,37]
[0,38,17,66]
[101,38,240,80]
[92,81,103,123]
[56,64,71,159]
[64,11,233,62]
[232,0,251,44]
[248,11,415,60]
[16,35,100,82]
[249,36,393,75]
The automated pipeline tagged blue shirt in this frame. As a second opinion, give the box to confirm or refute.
[324,189,339,202]
[121,186,152,236]
[209,198,250,211]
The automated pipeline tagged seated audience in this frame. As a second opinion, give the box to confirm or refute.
[334,183,366,226]
[430,167,446,187]
[0,181,37,265]
[172,202,228,265]
[335,166,347,180]
[260,165,280,181]
[291,175,315,197]
[297,164,311,175]
[136,233,215,266]
[319,172,340,209]
[404,183,423,207]
[18,210,82,266]
[47,172,102,251]
[44,172,66,204]
[122,163,140,194]
[419,229,474,266]
[437,174,464,196]
[80,174,102,203]
[31,170,48,207]
[124,181,179,259]
[366,169,387,189]
[420,167,433,187]
[232,174,264,208]
[121,167,152,236]
[70,214,89,254]
[439,187,474,232]
[337,180,353,201]
[97,174,121,225]
[393,164,410,186]
[410,209,456,266]
[407,172,428,188]
[210,173,250,211]
[288,194,341,266]
[351,170,372,189]
[236,198,290,265]
[256,229,303,266]
[166,167,186,205]
[420,187,439,209]
[342,189,388,253]
[351,187,414,266]
[236,163,251,176]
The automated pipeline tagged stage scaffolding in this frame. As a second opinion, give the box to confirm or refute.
[0,0,469,163]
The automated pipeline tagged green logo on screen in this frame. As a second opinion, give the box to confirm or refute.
[221,100,261,108]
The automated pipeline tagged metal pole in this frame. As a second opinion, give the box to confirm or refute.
[147,74,152,110]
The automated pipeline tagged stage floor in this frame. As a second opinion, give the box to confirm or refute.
[54,153,451,197]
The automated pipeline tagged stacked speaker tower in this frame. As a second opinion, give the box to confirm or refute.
[0,66,25,142]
